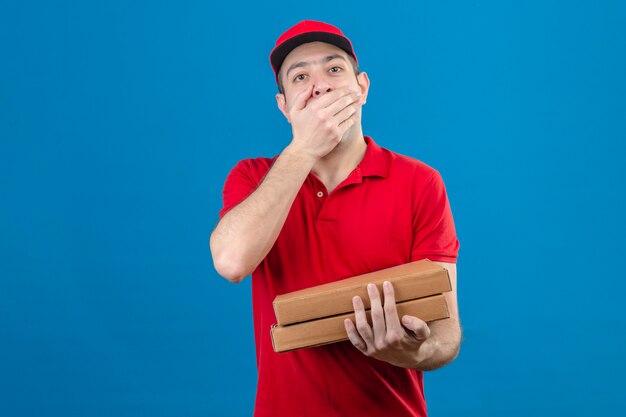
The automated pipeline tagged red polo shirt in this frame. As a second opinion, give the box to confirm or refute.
[219,136,459,417]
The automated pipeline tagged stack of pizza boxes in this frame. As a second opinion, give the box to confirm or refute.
[271,259,452,353]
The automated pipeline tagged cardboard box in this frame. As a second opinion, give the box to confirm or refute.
[273,260,450,326]
[271,294,449,353]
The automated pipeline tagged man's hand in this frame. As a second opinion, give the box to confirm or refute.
[344,281,431,368]
[288,85,362,160]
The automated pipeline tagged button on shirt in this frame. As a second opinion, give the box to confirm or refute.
[218,136,459,417]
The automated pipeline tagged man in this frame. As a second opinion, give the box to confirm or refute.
[210,20,461,417]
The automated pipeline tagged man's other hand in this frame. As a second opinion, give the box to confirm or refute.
[288,86,362,160]
[344,281,431,368]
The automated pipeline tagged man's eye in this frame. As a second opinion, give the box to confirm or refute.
[329,66,342,73]
[294,74,307,82]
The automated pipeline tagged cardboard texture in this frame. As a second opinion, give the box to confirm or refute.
[273,260,451,326]
[271,294,449,353]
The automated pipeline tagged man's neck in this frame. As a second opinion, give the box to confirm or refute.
[311,126,367,193]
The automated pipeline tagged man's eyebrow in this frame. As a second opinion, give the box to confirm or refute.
[285,54,348,79]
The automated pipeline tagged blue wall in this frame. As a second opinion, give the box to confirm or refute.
[1,1,625,415]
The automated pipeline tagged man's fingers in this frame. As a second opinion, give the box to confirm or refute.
[337,110,358,133]
[344,319,367,353]
[382,281,403,333]
[315,87,357,110]
[367,283,386,345]
[352,295,374,345]
[328,92,361,118]
[401,315,431,341]
[332,101,359,125]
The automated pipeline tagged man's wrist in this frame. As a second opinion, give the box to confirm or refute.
[282,142,318,167]
[408,339,437,370]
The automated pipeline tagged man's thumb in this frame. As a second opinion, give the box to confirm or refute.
[293,85,313,111]
[402,315,430,341]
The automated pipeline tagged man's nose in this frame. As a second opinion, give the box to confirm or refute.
[312,74,332,96]
[313,86,332,97]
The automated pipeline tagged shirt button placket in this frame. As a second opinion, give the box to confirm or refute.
[315,190,328,221]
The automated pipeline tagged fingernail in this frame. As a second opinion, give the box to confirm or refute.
[384,281,391,289]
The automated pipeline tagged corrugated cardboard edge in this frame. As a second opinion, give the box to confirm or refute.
[273,260,451,325]
[271,294,449,353]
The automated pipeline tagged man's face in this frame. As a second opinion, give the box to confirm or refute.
[276,41,368,116]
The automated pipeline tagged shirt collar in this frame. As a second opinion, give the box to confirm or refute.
[358,136,388,178]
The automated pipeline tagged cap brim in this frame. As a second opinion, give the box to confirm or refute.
[271,32,355,78]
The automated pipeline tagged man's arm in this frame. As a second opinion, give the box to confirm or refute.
[210,86,362,282]
[210,148,315,282]
[344,261,461,370]
[409,261,461,370]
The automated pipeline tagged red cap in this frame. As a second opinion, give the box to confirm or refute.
[270,20,358,81]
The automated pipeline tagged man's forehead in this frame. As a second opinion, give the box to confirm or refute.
[281,41,349,68]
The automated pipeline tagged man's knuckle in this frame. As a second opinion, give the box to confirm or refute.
[385,331,397,342]
[356,323,370,334]
[371,310,384,321]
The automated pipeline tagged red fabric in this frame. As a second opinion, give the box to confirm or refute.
[219,136,459,417]
[269,19,358,78]
[272,20,350,53]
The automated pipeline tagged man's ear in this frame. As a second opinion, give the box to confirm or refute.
[356,72,370,105]
[275,93,291,123]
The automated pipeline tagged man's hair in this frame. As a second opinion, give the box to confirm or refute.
[277,54,361,94]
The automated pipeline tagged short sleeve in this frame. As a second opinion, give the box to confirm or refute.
[218,159,260,219]
[410,170,460,263]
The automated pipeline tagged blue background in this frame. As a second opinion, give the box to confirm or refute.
[2,1,625,416]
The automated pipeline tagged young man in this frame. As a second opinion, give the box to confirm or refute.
[210,20,461,417]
